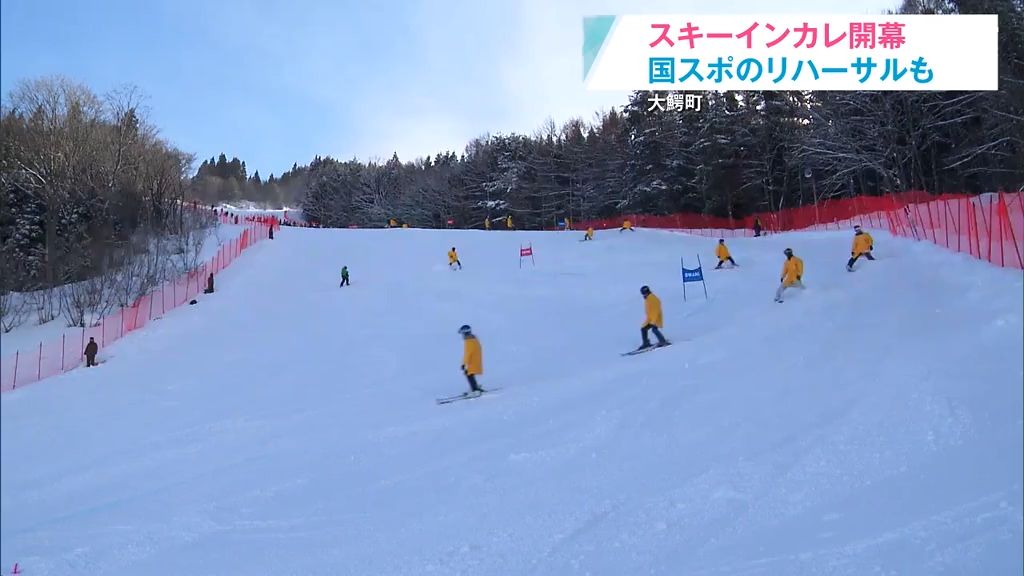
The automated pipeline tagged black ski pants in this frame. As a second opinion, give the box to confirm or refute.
[465,373,482,392]
[715,257,736,268]
[847,252,875,268]
[641,324,667,346]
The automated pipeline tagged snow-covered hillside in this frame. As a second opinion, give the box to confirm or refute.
[0,223,248,355]
[2,226,1021,575]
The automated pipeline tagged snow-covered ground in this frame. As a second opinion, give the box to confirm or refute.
[1,226,1021,575]
[0,224,247,356]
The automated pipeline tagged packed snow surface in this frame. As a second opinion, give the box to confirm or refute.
[2,227,1022,575]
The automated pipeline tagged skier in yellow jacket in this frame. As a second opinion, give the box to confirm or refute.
[448,247,462,270]
[714,239,738,269]
[846,225,875,271]
[583,227,594,241]
[775,248,805,303]
[638,285,669,349]
[458,324,484,394]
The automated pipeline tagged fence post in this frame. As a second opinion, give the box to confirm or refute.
[937,199,946,248]
[12,351,18,388]
[62,333,66,371]
[1000,193,1022,269]
[971,200,982,259]
[102,316,106,347]
[37,341,42,380]
[998,192,1006,267]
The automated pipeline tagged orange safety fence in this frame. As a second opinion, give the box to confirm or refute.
[1,212,280,393]
[574,191,1024,270]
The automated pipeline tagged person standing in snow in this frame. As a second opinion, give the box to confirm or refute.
[339,266,350,287]
[753,217,762,237]
[448,247,462,270]
[459,325,484,394]
[583,227,594,241]
[620,220,635,232]
[714,239,738,268]
[846,225,875,271]
[84,337,99,367]
[775,248,805,303]
[639,286,669,349]
[505,215,514,230]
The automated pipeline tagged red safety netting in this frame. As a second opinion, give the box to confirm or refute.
[574,191,1024,270]
[1,211,280,393]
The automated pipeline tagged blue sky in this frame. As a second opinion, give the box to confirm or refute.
[1,0,896,177]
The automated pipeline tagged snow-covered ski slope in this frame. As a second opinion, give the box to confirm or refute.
[2,227,1022,575]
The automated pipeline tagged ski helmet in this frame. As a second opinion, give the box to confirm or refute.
[458,324,472,335]
[719,238,725,243]
[640,285,651,295]
[784,248,793,256]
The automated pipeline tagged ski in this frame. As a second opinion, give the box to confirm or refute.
[436,387,501,405]
[621,342,672,356]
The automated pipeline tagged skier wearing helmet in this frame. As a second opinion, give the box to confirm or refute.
[458,325,484,394]
[847,225,875,271]
[775,248,805,303]
[638,285,669,350]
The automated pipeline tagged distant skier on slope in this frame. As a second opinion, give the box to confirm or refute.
[774,248,805,303]
[583,227,594,241]
[340,266,350,287]
[638,285,669,349]
[846,225,875,271]
[448,247,462,270]
[620,220,635,232]
[459,325,484,394]
[84,337,99,367]
[714,239,738,269]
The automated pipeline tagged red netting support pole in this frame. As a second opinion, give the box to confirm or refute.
[957,196,964,253]
[37,341,42,380]
[999,192,1006,267]
[12,351,18,388]
[971,200,982,259]
[943,199,951,248]
[1001,193,1023,269]
[61,334,66,371]
[987,198,994,263]
[927,199,938,244]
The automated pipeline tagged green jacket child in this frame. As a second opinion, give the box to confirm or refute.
[340,266,350,287]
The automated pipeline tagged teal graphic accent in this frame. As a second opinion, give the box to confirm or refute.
[583,16,616,81]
